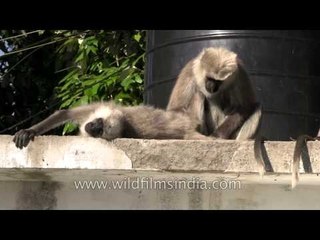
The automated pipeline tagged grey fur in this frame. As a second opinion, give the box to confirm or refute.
[13,101,210,149]
[167,47,261,140]
[167,47,264,174]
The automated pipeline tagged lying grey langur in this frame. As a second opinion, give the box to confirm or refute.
[13,101,211,149]
[166,47,265,175]
[291,129,320,188]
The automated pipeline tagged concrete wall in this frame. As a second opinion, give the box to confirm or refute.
[0,135,319,209]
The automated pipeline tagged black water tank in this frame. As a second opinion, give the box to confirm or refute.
[144,30,320,140]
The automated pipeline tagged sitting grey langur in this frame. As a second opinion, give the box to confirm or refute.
[166,47,265,176]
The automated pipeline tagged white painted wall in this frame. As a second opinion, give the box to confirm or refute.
[1,135,320,209]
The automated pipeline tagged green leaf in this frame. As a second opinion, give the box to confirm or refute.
[84,84,100,96]
[115,92,131,102]
[134,74,143,83]
[121,77,133,91]
[75,52,85,62]
[85,36,96,42]
[79,95,89,105]
[62,122,78,135]
[59,70,78,84]
[69,96,89,108]
[60,98,76,108]
[81,78,98,87]
[60,78,77,91]
[88,46,98,54]
[90,39,98,47]
[133,33,141,42]
[119,68,134,81]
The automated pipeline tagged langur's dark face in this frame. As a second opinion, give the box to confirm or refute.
[85,115,123,140]
[85,118,104,138]
[205,77,223,94]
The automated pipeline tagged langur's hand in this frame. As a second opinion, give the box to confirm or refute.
[13,129,36,149]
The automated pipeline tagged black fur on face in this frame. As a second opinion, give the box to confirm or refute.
[205,77,223,93]
[85,118,104,137]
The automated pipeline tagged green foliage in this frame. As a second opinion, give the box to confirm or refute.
[0,30,146,135]
[54,30,146,134]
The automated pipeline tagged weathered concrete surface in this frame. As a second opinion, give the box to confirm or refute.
[113,138,320,173]
[1,134,320,210]
[0,169,320,209]
[2,135,320,173]
[0,135,132,169]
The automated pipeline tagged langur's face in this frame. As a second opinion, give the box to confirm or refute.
[200,47,238,95]
[205,76,223,94]
[85,118,104,138]
[204,65,237,95]
[85,115,123,140]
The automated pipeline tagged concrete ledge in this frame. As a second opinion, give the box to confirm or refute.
[0,135,132,170]
[1,135,320,173]
[0,168,320,209]
[1,135,320,209]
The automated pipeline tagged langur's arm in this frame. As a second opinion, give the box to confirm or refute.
[13,104,98,149]
[213,112,245,139]
[167,62,198,112]
[166,64,207,132]
[213,103,259,139]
